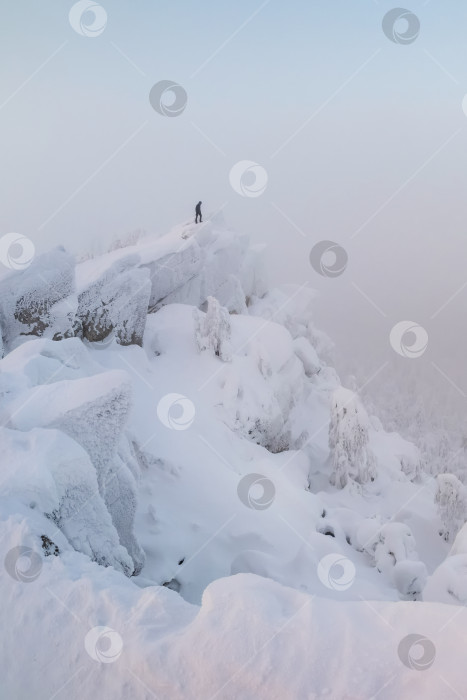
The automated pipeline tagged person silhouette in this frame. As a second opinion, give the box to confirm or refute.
[195,201,202,224]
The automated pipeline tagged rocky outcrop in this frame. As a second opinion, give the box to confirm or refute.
[144,225,251,314]
[77,255,151,346]
[0,219,261,352]
[5,355,145,576]
[0,248,76,352]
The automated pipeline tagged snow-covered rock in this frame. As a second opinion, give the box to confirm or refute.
[143,225,251,313]
[77,255,151,346]
[144,239,204,311]
[0,218,262,359]
[73,217,253,316]
[424,522,467,605]
[293,336,321,377]
[2,345,144,575]
[0,248,76,351]
[0,427,134,574]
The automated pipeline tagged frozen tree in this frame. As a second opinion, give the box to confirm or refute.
[329,388,376,488]
[356,361,466,481]
[194,296,232,362]
[418,429,451,476]
[398,454,421,482]
[435,473,467,542]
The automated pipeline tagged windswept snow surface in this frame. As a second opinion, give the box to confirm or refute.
[1,219,466,699]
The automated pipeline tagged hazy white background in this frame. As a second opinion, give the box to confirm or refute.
[1,0,467,413]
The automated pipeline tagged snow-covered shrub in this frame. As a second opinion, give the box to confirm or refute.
[392,559,428,599]
[221,362,287,452]
[357,521,427,599]
[194,297,232,362]
[398,452,423,482]
[213,313,309,453]
[419,429,451,476]
[435,473,467,542]
[373,524,417,570]
[328,388,376,488]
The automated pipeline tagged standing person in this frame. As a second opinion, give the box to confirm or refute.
[195,201,202,224]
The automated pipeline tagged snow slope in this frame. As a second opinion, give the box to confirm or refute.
[0,218,465,699]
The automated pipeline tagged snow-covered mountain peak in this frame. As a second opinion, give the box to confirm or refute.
[0,218,464,699]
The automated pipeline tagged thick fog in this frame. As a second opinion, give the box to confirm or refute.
[1,0,467,433]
